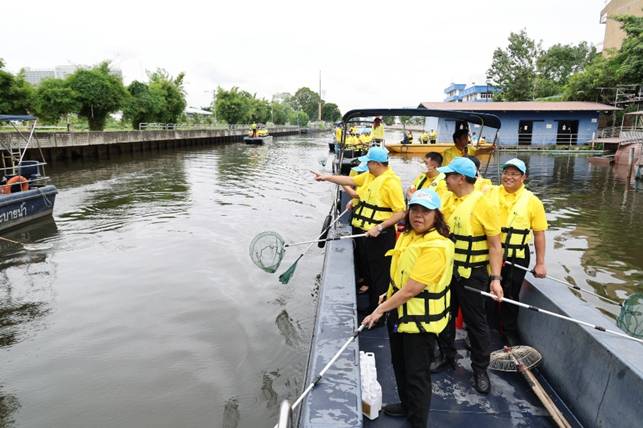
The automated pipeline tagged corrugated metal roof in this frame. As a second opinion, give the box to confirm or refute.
[419,101,620,112]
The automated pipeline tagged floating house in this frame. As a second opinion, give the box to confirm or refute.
[419,101,619,146]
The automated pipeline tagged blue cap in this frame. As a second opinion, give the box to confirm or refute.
[502,158,527,174]
[352,161,369,173]
[437,157,477,178]
[409,189,441,210]
[358,146,389,163]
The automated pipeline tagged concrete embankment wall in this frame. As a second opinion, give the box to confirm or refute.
[5,127,325,163]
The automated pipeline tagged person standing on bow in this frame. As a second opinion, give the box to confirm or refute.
[371,117,385,146]
[442,129,477,166]
[430,157,504,395]
[406,152,448,200]
[362,189,454,428]
[486,158,548,345]
[313,147,406,315]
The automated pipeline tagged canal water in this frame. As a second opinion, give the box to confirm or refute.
[0,132,641,427]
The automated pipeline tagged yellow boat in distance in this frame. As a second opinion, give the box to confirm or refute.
[385,141,495,155]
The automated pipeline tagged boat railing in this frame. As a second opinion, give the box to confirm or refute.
[276,400,293,428]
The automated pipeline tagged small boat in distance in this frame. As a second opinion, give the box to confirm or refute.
[244,127,273,145]
[0,115,57,232]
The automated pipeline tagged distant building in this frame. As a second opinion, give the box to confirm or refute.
[419,101,619,146]
[600,0,643,54]
[23,64,123,85]
[443,83,500,102]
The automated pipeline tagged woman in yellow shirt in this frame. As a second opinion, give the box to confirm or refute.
[363,189,454,428]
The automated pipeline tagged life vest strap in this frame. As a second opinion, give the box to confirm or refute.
[449,233,487,243]
[453,259,488,268]
[454,248,489,256]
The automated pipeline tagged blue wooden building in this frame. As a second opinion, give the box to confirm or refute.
[419,101,619,146]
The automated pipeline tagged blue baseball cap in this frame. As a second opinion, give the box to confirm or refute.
[409,189,442,210]
[502,158,527,174]
[358,146,389,163]
[352,161,369,173]
[438,157,477,178]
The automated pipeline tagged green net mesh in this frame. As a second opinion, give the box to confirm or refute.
[249,231,286,273]
[489,346,542,372]
[617,293,643,339]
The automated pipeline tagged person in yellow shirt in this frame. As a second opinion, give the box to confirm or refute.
[406,152,448,200]
[430,157,504,395]
[371,117,385,145]
[486,158,548,345]
[251,123,257,138]
[362,188,453,427]
[442,129,477,165]
[429,129,437,144]
[313,147,406,315]
[420,131,429,144]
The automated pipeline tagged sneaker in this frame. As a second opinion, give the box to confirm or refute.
[382,402,407,417]
[430,355,456,373]
[473,371,491,394]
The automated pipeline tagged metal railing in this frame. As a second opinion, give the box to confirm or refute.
[138,123,302,131]
[597,126,643,139]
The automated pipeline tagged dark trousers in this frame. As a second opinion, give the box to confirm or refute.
[488,249,530,335]
[388,321,435,428]
[436,267,491,372]
[353,226,395,311]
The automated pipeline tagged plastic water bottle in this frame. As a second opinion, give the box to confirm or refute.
[360,351,382,420]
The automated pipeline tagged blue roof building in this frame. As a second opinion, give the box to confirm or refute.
[419,101,619,146]
[444,83,500,102]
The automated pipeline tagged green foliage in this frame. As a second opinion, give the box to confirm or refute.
[563,15,642,101]
[247,97,271,123]
[292,87,321,120]
[382,116,395,126]
[288,110,309,126]
[148,69,186,123]
[321,102,341,122]
[534,42,597,98]
[0,61,33,115]
[271,101,291,125]
[31,78,80,124]
[487,30,540,101]
[123,80,162,129]
[214,87,253,124]
[68,62,127,130]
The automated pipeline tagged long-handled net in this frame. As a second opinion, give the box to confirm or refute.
[617,293,643,339]
[249,231,286,273]
[490,345,542,372]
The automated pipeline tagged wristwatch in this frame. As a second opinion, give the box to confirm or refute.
[489,275,502,281]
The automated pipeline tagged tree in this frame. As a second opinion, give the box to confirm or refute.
[0,60,34,115]
[215,87,252,124]
[382,116,395,126]
[288,110,309,127]
[321,102,341,122]
[123,81,163,129]
[68,62,127,130]
[487,30,541,101]
[534,42,596,98]
[292,87,321,121]
[148,69,186,124]
[31,78,80,123]
[247,97,271,123]
[271,101,291,125]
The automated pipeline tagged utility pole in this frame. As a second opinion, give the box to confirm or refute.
[318,70,322,122]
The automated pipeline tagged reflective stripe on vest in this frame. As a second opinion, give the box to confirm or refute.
[386,231,454,334]
[447,190,489,279]
[495,187,533,260]
[351,170,400,231]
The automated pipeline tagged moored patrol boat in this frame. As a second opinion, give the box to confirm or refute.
[0,115,57,232]
[278,108,643,428]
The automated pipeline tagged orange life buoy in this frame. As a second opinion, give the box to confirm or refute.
[3,175,29,193]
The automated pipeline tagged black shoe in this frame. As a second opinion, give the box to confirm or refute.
[473,371,491,394]
[430,355,456,373]
[382,402,407,417]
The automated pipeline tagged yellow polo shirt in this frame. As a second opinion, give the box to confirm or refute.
[442,145,477,166]
[489,184,548,235]
[353,168,406,214]
[442,190,500,238]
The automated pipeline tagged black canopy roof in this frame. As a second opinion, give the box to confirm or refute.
[342,108,501,129]
[0,114,36,122]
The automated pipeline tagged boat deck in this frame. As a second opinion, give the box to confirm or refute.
[359,317,582,428]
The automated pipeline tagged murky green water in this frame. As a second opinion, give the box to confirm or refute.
[0,132,641,427]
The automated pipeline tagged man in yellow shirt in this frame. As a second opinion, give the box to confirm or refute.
[420,131,429,144]
[486,158,548,345]
[406,152,448,200]
[429,129,437,144]
[442,129,477,165]
[431,157,504,395]
[371,117,385,145]
[313,147,406,316]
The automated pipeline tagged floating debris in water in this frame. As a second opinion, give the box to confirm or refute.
[222,397,240,428]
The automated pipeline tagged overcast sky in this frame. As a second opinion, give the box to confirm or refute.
[2,0,608,114]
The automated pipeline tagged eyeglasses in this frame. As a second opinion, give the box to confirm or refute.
[502,171,523,177]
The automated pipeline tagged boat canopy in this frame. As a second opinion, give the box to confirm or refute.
[342,108,502,129]
[0,114,36,122]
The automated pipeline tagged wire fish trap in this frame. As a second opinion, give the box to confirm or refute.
[249,231,286,273]
[617,293,643,339]
[489,345,542,372]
